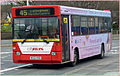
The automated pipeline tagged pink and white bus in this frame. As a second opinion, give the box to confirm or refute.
[12,5,112,66]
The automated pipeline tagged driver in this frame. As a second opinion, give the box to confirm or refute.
[25,24,32,32]
[25,24,39,39]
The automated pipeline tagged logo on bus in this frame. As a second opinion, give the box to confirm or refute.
[27,48,44,51]
[32,48,44,51]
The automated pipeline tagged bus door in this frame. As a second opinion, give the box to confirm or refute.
[61,15,70,62]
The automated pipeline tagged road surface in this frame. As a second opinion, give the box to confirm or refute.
[1,39,119,75]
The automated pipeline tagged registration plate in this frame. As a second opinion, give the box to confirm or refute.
[30,56,41,60]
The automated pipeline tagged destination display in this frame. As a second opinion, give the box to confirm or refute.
[15,8,55,16]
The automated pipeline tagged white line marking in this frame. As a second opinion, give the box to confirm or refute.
[1,64,31,73]
[3,60,13,62]
[111,50,118,52]
[1,55,10,59]
[0,52,12,54]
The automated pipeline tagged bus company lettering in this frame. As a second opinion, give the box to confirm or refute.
[27,47,44,51]
[32,48,44,51]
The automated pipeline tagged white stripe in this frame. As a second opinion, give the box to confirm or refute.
[1,64,31,73]
[1,55,10,58]
[3,60,13,62]
[0,52,12,54]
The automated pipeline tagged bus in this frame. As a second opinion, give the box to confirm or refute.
[12,5,112,66]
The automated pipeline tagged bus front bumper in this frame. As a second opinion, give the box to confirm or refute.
[13,52,62,64]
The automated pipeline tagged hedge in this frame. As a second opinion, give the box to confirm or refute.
[1,24,12,32]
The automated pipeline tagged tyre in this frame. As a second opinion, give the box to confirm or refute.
[69,51,78,67]
[98,44,105,59]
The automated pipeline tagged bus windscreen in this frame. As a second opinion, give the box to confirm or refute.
[13,17,59,40]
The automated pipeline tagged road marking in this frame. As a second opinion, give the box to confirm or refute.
[1,64,31,73]
[0,52,12,54]
[1,44,12,47]
[1,55,10,59]
[104,72,120,75]
[3,60,13,62]
[111,50,118,52]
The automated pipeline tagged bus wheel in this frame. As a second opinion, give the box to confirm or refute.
[70,51,78,67]
[98,44,105,59]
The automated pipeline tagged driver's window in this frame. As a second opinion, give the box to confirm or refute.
[14,24,19,30]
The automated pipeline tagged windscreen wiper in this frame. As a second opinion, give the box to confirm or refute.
[22,39,49,44]
[21,39,27,44]
[43,39,49,44]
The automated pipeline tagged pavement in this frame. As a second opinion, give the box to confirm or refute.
[0,39,119,75]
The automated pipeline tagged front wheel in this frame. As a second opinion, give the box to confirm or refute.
[69,51,78,67]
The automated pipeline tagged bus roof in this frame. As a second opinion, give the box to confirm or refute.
[60,6,111,17]
[12,5,111,17]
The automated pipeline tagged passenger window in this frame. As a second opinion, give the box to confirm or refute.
[81,16,88,35]
[99,18,104,33]
[104,18,109,33]
[95,17,99,34]
[71,15,80,36]
[88,17,95,34]
[108,18,111,32]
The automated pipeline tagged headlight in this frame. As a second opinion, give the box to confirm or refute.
[16,51,20,55]
[52,51,56,55]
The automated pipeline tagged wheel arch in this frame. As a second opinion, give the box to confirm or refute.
[74,47,79,60]
[101,42,105,53]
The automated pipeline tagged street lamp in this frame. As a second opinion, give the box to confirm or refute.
[27,0,29,6]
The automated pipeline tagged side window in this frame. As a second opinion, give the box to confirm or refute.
[14,19,19,30]
[95,17,99,34]
[104,18,109,33]
[108,18,111,32]
[81,16,88,35]
[88,17,95,34]
[99,17,104,33]
[71,15,80,36]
